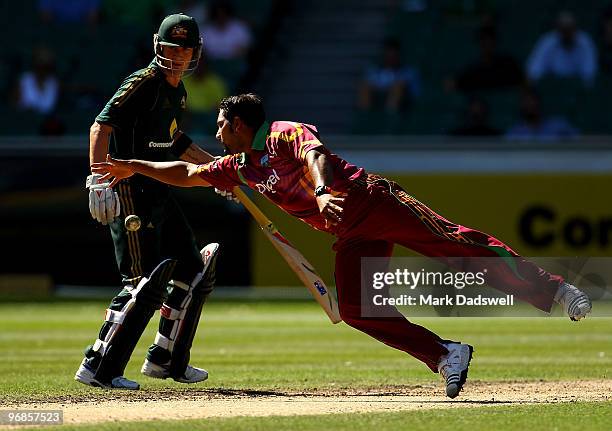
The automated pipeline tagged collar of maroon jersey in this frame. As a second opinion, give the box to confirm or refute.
[251,121,270,151]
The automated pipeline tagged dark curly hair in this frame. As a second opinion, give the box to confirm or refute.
[218,93,266,130]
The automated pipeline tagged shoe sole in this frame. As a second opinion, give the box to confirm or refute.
[446,345,474,399]
[74,373,111,389]
[174,372,209,384]
[141,361,170,380]
[564,288,592,321]
[74,373,96,387]
[75,369,140,390]
[569,303,592,321]
[142,360,209,383]
[74,364,99,387]
[76,377,140,390]
[142,372,208,384]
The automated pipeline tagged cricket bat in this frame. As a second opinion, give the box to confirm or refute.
[232,187,342,324]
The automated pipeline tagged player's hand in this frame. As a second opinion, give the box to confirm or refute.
[316,194,345,228]
[211,156,239,203]
[86,173,120,225]
[91,155,135,188]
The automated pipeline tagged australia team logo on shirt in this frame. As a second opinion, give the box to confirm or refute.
[149,141,173,148]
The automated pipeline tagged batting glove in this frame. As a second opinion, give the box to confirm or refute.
[212,156,239,203]
[215,188,240,203]
[86,173,120,225]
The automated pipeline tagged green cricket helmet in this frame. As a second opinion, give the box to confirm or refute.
[154,13,203,74]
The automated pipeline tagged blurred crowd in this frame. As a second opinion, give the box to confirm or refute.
[1,0,273,136]
[3,1,612,138]
[357,2,612,139]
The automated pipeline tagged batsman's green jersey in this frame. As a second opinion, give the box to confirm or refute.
[97,60,187,162]
[95,61,202,285]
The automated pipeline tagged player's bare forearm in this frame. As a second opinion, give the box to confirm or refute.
[91,158,210,188]
[180,142,215,164]
[306,150,345,226]
[89,121,113,168]
[126,160,209,187]
[306,150,334,188]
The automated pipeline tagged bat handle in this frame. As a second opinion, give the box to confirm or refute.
[233,187,271,227]
[232,186,249,203]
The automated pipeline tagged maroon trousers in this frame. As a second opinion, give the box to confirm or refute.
[332,176,562,372]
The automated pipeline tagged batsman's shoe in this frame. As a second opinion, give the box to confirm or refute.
[555,282,592,321]
[74,359,140,390]
[438,342,473,399]
[141,359,209,383]
[174,365,209,384]
[74,359,97,386]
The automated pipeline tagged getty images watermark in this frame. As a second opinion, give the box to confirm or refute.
[360,257,612,317]
[370,267,510,306]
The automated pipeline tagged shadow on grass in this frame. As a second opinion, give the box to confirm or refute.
[3,385,547,406]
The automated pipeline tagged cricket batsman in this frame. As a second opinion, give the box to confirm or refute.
[75,14,225,390]
[91,93,592,398]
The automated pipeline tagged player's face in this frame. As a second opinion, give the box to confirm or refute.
[160,45,194,73]
[216,112,240,154]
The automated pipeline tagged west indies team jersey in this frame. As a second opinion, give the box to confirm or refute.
[196,120,366,233]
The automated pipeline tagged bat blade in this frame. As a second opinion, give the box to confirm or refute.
[262,227,342,324]
[232,187,341,324]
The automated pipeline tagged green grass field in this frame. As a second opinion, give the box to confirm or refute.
[0,300,610,430]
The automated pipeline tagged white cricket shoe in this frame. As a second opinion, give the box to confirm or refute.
[438,343,473,399]
[554,282,592,321]
[175,365,209,384]
[74,359,140,390]
[141,359,209,383]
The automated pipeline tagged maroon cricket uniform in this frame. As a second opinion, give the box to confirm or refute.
[197,120,563,372]
[197,120,365,232]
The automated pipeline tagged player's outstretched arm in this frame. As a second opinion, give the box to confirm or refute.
[171,130,216,164]
[91,156,210,188]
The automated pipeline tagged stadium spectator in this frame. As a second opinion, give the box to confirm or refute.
[506,89,578,141]
[526,11,597,86]
[183,62,229,114]
[450,98,501,136]
[202,1,252,60]
[16,47,60,115]
[38,0,100,24]
[446,25,523,93]
[358,37,420,113]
